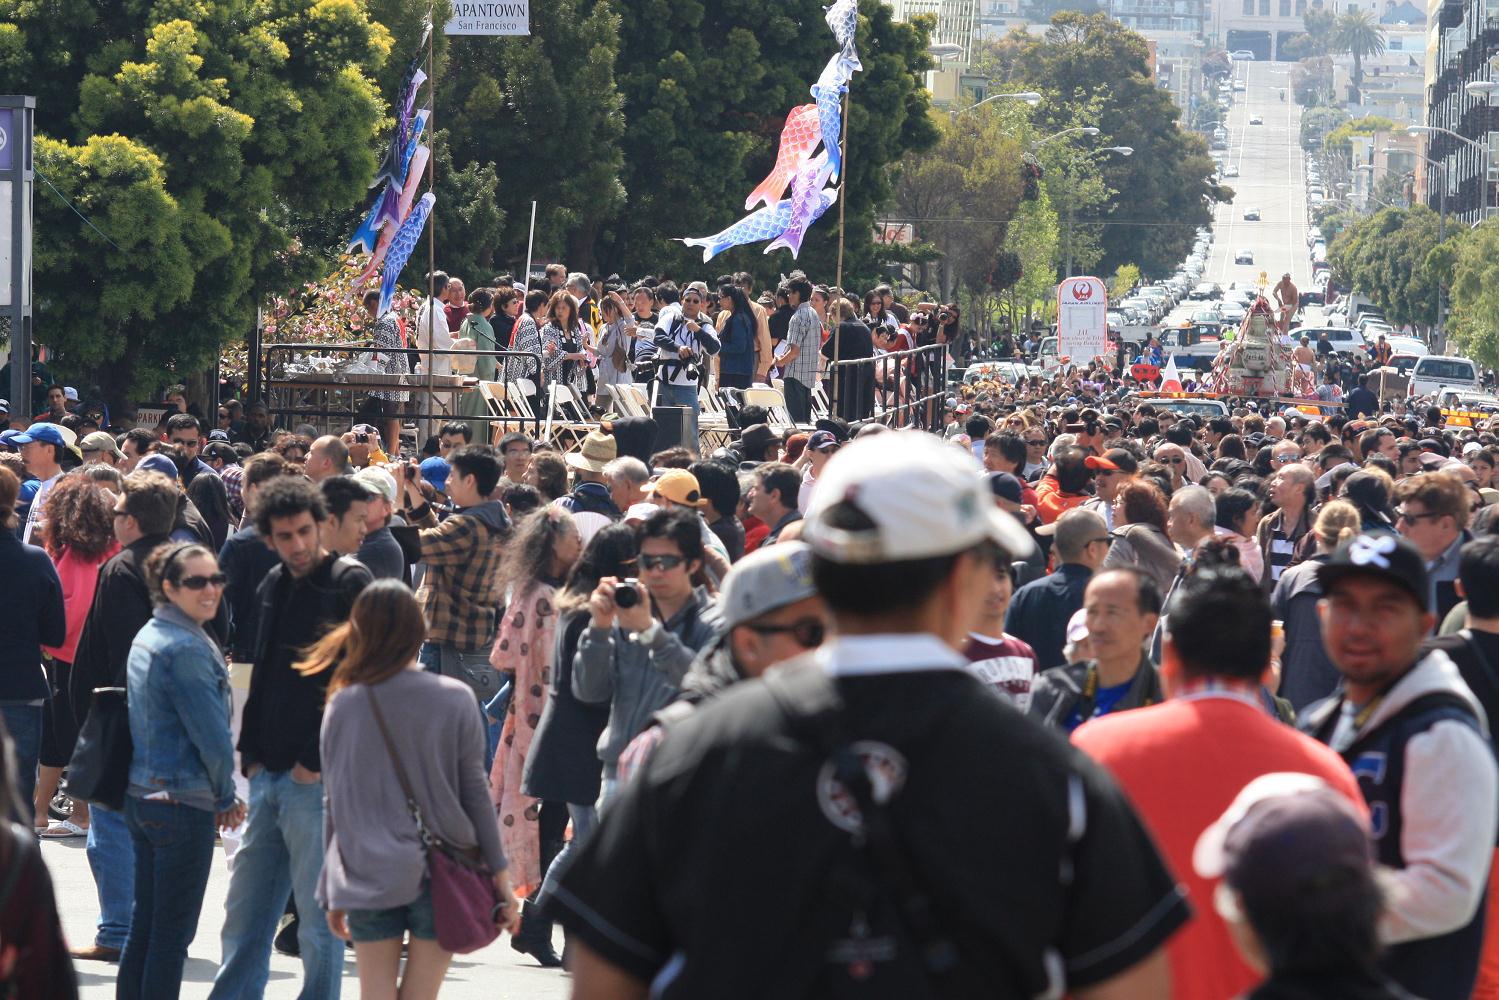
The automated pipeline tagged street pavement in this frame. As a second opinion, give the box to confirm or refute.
[1207,60,1313,295]
[40,836,572,1000]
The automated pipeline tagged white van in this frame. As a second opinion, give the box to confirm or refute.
[1409,355,1480,398]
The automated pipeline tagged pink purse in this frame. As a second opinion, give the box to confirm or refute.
[368,689,504,954]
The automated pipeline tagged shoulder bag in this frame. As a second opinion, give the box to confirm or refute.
[66,687,132,810]
[367,687,504,954]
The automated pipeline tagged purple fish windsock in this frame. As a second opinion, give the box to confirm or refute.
[677,200,795,263]
[745,104,822,210]
[379,192,436,315]
[370,57,425,191]
[824,0,862,71]
[811,83,845,183]
[765,154,837,258]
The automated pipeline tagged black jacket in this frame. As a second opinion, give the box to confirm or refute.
[523,610,610,805]
[0,534,65,702]
[239,553,371,774]
[1027,655,1162,731]
[70,533,170,721]
[218,524,281,663]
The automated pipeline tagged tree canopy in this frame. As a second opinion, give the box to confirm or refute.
[1327,205,1444,329]
[981,13,1223,278]
[1,0,390,401]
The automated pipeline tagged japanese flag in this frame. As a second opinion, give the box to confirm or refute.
[1160,356,1183,392]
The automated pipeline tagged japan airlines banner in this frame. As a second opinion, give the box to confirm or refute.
[1057,276,1109,364]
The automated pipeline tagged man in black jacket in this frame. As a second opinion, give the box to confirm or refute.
[215,453,293,861]
[210,478,370,1000]
[68,470,178,963]
[1028,568,1164,733]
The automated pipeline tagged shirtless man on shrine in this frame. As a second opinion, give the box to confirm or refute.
[1272,273,1299,335]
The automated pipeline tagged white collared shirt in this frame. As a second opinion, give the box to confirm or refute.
[817,633,968,678]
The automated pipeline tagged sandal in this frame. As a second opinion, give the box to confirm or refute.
[39,820,88,839]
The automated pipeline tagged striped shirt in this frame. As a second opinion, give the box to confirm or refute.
[782,303,822,386]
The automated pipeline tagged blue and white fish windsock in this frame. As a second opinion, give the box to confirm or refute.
[378,192,436,315]
[677,200,796,262]
[824,0,862,71]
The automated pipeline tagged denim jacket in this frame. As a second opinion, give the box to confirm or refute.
[126,604,236,812]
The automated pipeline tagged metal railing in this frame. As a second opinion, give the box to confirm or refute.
[827,343,949,431]
[259,342,545,442]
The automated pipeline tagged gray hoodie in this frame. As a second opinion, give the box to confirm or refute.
[574,587,720,776]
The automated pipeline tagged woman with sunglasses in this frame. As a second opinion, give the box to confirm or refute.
[118,543,243,1000]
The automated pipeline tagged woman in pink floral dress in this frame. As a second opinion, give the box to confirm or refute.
[488,508,581,899]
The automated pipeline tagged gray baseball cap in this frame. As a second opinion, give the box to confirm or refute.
[717,541,817,630]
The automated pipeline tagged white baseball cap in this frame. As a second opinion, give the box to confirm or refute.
[804,430,1032,563]
[717,541,817,630]
[353,466,398,504]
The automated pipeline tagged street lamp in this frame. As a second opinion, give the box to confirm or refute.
[1409,123,1490,219]
[1032,126,1099,148]
[954,90,1042,114]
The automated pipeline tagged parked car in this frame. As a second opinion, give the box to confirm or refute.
[1248,115,1263,125]
[1224,164,1240,177]
[1409,355,1480,398]
[1243,207,1261,221]
[1299,325,1367,354]
[1231,49,1256,60]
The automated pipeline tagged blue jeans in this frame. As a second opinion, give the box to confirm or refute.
[119,796,216,1000]
[0,703,41,823]
[87,802,134,950]
[208,769,341,1000]
[536,803,596,910]
[656,382,701,451]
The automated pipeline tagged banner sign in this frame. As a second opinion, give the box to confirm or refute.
[444,0,529,35]
[1057,276,1109,363]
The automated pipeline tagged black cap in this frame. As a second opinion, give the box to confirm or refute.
[1317,533,1429,611]
[986,471,1024,505]
[739,423,778,460]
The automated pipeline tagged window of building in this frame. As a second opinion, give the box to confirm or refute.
[1260,0,1270,13]
[1244,0,1254,12]
[1296,0,1306,11]
[1280,0,1291,14]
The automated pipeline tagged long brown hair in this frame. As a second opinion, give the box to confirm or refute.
[547,291,579,332]
[296,579,426,696]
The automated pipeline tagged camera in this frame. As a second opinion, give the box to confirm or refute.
[355,433,369,444]
[614,579,643,609]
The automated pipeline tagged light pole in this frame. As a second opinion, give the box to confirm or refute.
[1061,146,1133,278]
[952,90,1041,115]
[1033,126,1099,148]
[1354,163,1375,211]
[1410,121,1489,220]
[1382,146,1448,338]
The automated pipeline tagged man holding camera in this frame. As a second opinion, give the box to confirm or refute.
[574,509,720,810]
[653,284,720,449]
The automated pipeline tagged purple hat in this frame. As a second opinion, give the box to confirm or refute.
[1194,773,1373,915]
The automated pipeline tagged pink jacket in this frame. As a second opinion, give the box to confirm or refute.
[42,544,117,664]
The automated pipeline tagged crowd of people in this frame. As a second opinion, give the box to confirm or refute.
[5,261,1499,1000]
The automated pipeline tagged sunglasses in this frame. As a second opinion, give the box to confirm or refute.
[1087,536,1115,547]
[1157,456,1184,465]
[639,554,686,572]
[746,618,826,648]
[683,296,703,304]
[1025,439,1046,446]
[1272,455,1298,464]
[1395,509,1440,524]
[177,572,228,590]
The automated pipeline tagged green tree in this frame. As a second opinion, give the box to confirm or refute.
[1302,8,1336,56]
[893,105,1024,299]
[1300,105,1349,150]
[1327,205,1443,328]
[1003,186,1060,327]
[1109,263,1141,298]
[1445,221,1499,369]
[607,0,938,286]
[984,13,1224,277]
[2,0,389,402]
[1333,9,1386,104]
[436,0,624,275]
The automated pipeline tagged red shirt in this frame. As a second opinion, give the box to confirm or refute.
[742,515,770,555]
[962,632,1037,712]
[444,302,469,332]
[1072,689,1365,1000]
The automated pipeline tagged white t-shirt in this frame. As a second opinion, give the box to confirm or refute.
[414,296,453,375]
